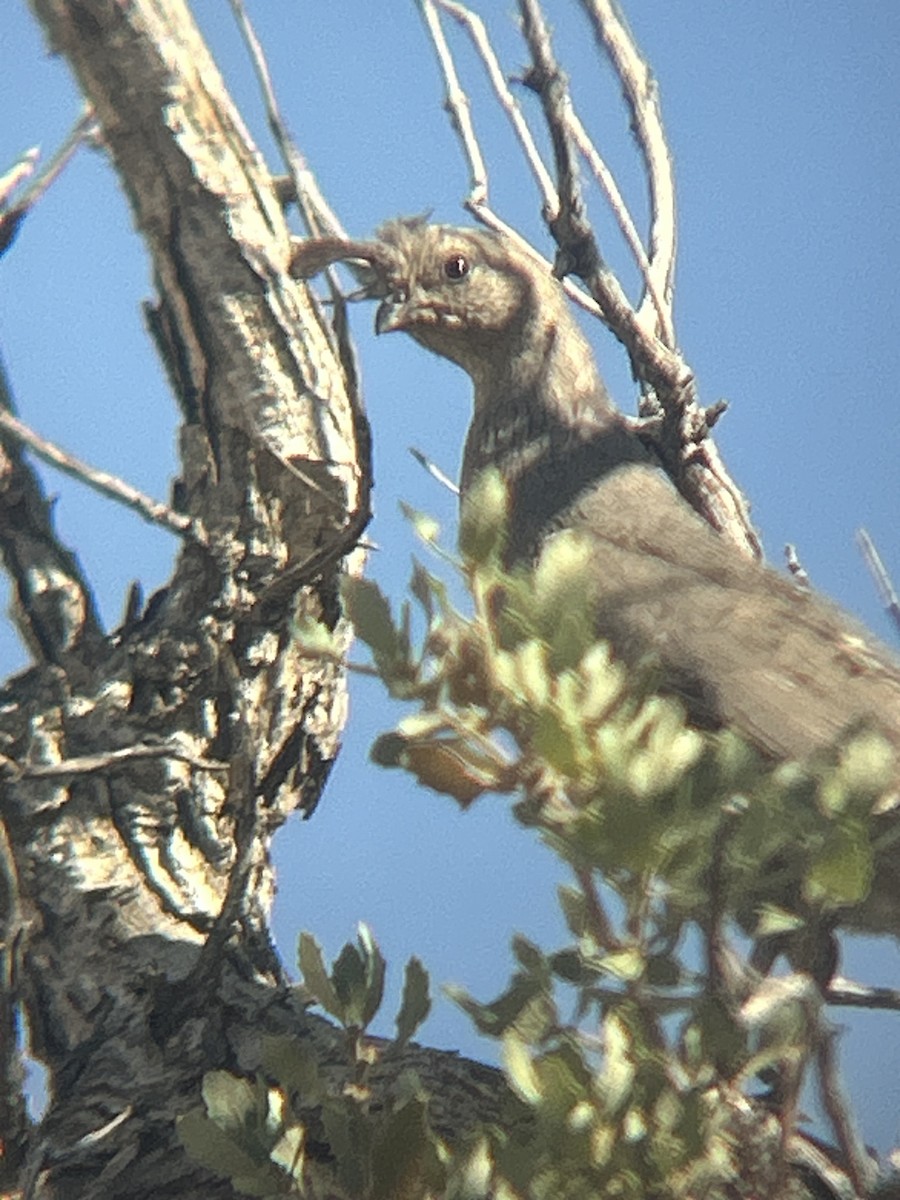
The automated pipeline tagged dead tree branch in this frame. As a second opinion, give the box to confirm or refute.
[419,0,762,559]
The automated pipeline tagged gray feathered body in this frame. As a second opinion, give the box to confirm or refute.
[371,219,900,768]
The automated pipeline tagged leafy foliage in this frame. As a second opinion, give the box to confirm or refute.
[178,926,442,1198]
[184,487,895,1197]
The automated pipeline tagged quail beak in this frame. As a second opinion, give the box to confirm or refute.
[375,294,414,335]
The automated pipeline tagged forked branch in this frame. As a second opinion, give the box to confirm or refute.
[418,0,762,560]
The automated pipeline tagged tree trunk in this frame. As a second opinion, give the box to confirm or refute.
[0,1,507,1195]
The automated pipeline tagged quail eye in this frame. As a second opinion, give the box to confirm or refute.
[443,254,470,281]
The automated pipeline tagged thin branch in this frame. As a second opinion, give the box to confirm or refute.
[0,149,39,210]
[434,0,672,353]
[827,977,900,1012]
[421,0,604,320]
[565,109,672,342]
[409,446,460,497]
[516,0,760,561]
[784,543,810,588]
[1,742,228,782]
[1,108,97,257]
[517,0,667,359]
[436,0,671,341]
[431,0,557,215]
[573,864,622,952]
[816,1025,874,1197]
[12,107,98,214]
[426,0,671,343]
[419,0,489,210]
[578,0,678,328]
[857,528,900,641]
[228,0,345,241]
[0,407,203,543]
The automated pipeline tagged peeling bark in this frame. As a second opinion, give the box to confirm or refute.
[0,1,507,1195]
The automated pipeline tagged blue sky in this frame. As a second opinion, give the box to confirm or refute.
[3,0,899,1152]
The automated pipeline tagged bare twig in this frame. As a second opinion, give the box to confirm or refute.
[1,742,228,782]
[0,407,203,543]
[14,107,97,210]
[827,976,900,1011]
[409,446,460,496]
[426,0,672,343]
[564,109,672,342]
[784,544,810,588]
[419,0,603,319]
[70,1106,135,1152]
[0,149,39,209]
[573,864,622,951]
[431,0,557,214]
[517,0,673,367]
[0,108,97,257]
[858,528,900,641]
[816,1025,874,1197]
[517,0,760,560]
[578,0,678,329]
[228,0,345,242]
[419,0,489,210]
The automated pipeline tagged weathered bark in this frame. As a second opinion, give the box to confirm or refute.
[0,1,508,1195]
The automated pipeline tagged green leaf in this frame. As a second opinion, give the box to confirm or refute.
[396,956,432,1045]
[297,932,344,1022]
[370,731,407,768]
[754,905,805,938]
[177,1108,262,1180]
[410,559,436,623]
[261,1036,323,1103]
[202,1071,262,1132]
[291,613,341,658]
[531,531,597,666]
[332,941,367,1025]
[511,935,546,973]
[821,731,895,814]
[502,1032,541,1105]
[599,1012,636,1118]
[644,953,681,988]
[447,974,551,1040]
[400,501,441,546]
[323,1100,373,1198]
[269,1124,305,1182]
[806,822,873,907]
[578,642,625,722]
[531,706,582,777]
[550,948,594,985]
[507,640,551,708]
[690,995,747,1077]
[357,922,387,1029]
[342,576,403,664]
[459,467,509,564]
[595,948,644,982]
[557,885,588,940]
[533,1046,589,1121]
[371,1096,443,1200]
